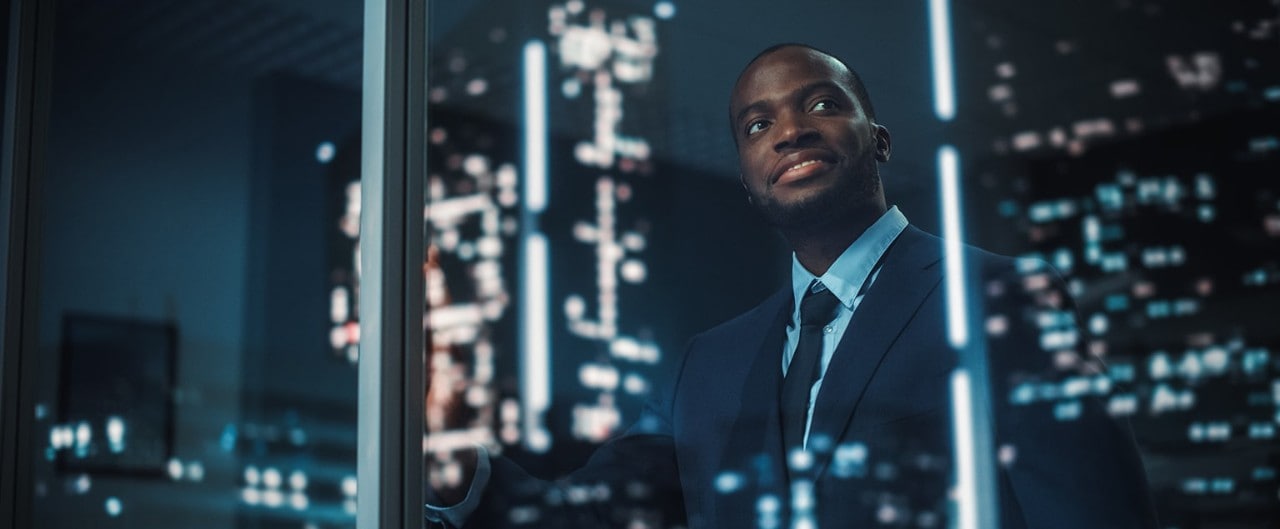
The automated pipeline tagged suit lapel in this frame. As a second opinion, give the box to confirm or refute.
[808,226,943,478]
[718,288,792,495]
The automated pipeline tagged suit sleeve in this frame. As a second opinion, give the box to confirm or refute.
[425,444,493,527]
[984,259,1157,529]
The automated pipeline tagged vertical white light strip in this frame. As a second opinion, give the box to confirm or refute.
[520,39,551,453]
[524,40,548,214]
[939,145,967,348]
[930,3,997,527]
[928,0,956,121]
[356,0,385,527]
[522,234,551,452]
[950,370,978,529]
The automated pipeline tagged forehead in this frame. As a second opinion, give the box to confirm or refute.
[730,47,851,112]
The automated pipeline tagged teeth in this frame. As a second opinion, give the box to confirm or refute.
[788,160,821,172]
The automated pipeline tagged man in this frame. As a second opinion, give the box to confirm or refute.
[426,43,1156,528]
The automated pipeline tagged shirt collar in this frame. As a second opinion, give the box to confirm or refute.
[790,206,909,314]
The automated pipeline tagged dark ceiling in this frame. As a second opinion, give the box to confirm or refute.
[54,0,947,191]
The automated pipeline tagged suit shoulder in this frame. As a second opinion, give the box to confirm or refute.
[954,236,1057,282]
[905,226,1066,289]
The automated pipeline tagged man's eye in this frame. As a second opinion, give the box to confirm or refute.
[810,99,838,112]
[746,120,768,135]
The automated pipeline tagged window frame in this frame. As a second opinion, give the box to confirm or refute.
[358,0,429,528]
[0,0,429,526]
[1,0,55,526]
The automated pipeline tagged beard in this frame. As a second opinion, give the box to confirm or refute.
[752,160,882,231]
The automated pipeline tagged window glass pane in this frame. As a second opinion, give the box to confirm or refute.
[422,2,781,525]
[31,1,363,527]
[420,1,1280,528]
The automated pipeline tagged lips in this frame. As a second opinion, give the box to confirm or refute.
[771,151,836,186]
[786,159,822,173]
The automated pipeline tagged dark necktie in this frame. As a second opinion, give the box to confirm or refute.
[781,285,842,453]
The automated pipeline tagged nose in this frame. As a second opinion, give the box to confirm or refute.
[772,111,820,152]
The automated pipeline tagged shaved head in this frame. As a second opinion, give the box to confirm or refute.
[732,43,877,135]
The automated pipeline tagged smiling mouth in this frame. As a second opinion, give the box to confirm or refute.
[774,158,832,185]
[787,160,822,173]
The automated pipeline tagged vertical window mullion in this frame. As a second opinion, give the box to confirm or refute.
[358,0,425,528]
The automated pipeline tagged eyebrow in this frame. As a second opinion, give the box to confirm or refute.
[734,101,769,128]
[733,80,847,127]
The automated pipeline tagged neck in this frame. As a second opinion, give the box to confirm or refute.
[784,205,886,276]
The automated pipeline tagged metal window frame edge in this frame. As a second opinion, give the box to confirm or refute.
[2,0,55,526]
[359,0,427,528]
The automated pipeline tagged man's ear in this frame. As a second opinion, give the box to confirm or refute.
[873,123,892,163]
[740,175,754,204]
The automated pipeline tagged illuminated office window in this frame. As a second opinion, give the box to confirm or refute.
[954,1,1280,525]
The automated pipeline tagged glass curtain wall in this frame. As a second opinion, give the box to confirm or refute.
[420,0,784,485]
[24,1,365,527]
[8,0,1278,527]
[418,1,1280,528]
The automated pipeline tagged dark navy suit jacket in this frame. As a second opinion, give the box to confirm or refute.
[469,226,1156,529]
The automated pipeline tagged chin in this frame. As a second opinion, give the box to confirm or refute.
[758,180,880,230]
[759,194,845,230]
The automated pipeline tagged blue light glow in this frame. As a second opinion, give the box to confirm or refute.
[104,497,122,517]
[950,370,977,529]
[521,39,552,453]
[523,41,548,214]
[654,1,676,20]
[939,145,967,348]
[928,0,956,121]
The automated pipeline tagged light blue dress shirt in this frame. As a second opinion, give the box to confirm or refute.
[426,206,909,524]
[782,206,908,448]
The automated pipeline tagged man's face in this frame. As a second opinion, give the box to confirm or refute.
[730,46,890,230]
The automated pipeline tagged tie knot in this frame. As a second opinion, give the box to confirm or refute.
[799,286,841,326]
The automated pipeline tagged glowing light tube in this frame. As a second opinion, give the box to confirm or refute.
[929,0,956,121]
[939,145,1000,529]
[523,40,548,214]
[520,39,552,453]
[520,233,551,452]
[950,370,978,529]
[939,145,967,348]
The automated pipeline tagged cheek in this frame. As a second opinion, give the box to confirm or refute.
[747,167,771,193]
[751,144,775,168]
[737,152,765,184]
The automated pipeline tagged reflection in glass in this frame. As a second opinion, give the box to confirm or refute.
[31,0,363,527]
